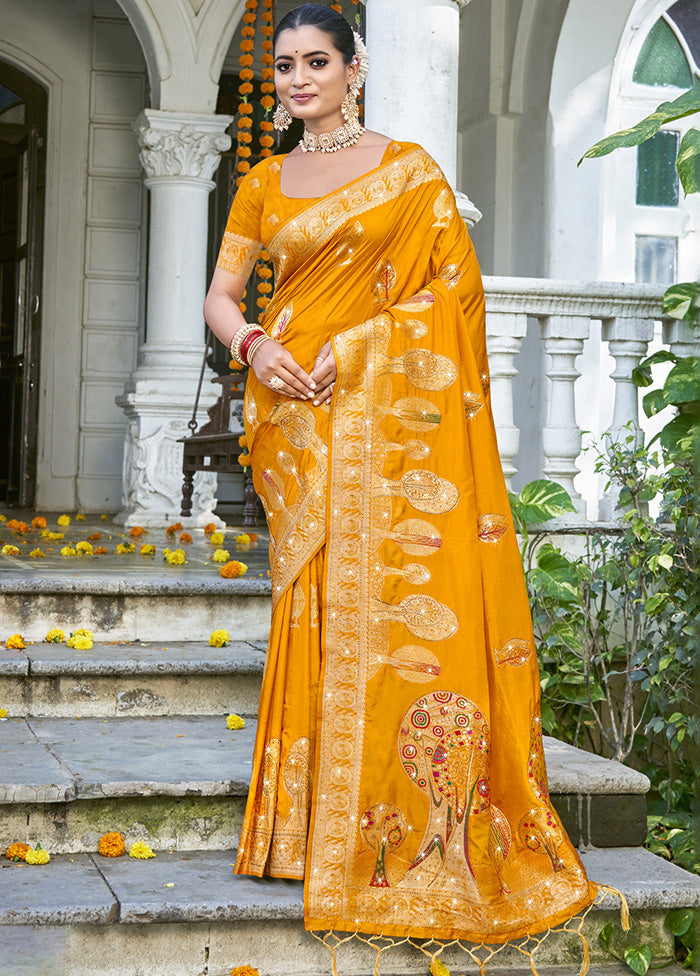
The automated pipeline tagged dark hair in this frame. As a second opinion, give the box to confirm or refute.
[273,3,355,65]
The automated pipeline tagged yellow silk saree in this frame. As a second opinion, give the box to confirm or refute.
[216,141,596,945]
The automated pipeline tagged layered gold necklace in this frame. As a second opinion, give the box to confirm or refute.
[300,117,365,153]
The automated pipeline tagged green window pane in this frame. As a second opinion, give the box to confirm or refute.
[637,130,680,206]
[633,18,692,87]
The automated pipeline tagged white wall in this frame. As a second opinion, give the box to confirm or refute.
[78,0,147,510]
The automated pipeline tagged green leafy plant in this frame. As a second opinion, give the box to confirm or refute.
[599,908,698,973]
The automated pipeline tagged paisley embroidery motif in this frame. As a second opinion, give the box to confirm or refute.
[477,513,509,543]
[368,644,441,683]
[463,391,484,419]
[269,302,293,341]
[336,220,365,266]
[384,518,443,556]
[376,594,459,641]
[376,469,460,514]
[432,188,454,229]
[381,349,458,391]
[372,258,397,304]
[378,396,442,431]
[393,290,435,313]
[493,638,533,667]
[397,318,429,339]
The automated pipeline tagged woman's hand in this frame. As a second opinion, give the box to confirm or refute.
[310,341,337,406]
[250,338,316,399]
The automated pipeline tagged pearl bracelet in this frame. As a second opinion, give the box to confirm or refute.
[229,323,261,366]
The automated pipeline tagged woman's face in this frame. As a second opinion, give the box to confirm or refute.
[274,25,359,128]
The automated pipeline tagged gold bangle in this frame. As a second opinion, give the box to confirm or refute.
[230,323,259,365]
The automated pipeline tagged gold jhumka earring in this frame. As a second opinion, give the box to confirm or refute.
[273,102,292,131]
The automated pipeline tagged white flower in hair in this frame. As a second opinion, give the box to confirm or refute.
[352,30,370,89]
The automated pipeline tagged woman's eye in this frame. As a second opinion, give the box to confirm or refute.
[311,59,328,68]
[275,63,291,73]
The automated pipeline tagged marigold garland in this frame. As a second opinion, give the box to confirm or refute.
[6,842,31,862]
[98,832,126,857]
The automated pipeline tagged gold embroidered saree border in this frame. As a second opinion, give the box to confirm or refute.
[217,231,262,278]
[267,147,444,280]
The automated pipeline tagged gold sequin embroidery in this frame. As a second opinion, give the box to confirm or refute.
[477,513,509,543]
[216,232,262,278]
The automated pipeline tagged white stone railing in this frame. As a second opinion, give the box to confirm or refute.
[483,277,699,519]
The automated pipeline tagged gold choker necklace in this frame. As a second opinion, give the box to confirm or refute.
[300,118,365,153]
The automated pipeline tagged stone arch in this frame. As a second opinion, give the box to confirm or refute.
[115,0,246,112]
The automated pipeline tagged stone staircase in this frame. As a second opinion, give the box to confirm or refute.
[1,540,699,976]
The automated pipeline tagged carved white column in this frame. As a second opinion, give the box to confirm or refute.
[115,109,232,527]
[364,0,482,225]
[541,315,590,514]
[486,311,528,488]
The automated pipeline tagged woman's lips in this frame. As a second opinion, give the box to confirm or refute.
[292,94,315,103]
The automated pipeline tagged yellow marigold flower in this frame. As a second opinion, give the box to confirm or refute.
[0,708,7,719]
[101,514,109,521]
[219,561,247,580]
[66,629,94,650]
[6,842,31,862]
[57,514,71,526]
[230,967,259,976]
[209,629,230,647]
[2,544,20,555]
[60,546,77,556]
[98,832,125,857]
[140,544,156,555]
[235,534,251,545]
[45,628,65,643]
[25,845,50,865]
[210,531,224,546]
[212,549,230,563]
[42,530,64,540]
[165,548,186,565]
[116,543,135,554]
[6,634,26,650]
[0,514,6,521]
[226,713,245,730]
[30,548,45,558]
[129,840,155,859]
[76,513,86,522]
[76,541,93,555]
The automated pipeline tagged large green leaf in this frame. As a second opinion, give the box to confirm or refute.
[633,350,677,388]
[511,479,575,524]
[643,389,668,418]
[677,127,700,195]
[598,923,613,951]
[663,282,700,322]
[578,79,700,164]
[623,944,652,976]
[663,357,700,405]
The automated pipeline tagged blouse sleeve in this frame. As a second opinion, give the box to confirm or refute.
[215,167,265,278]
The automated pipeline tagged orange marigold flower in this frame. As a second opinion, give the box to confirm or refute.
[240,68,254,80]
[239,83,254,97]
[166,522,183,536]
[6,842,31,862]
[94,546,108,555]
[238,130,253,144]
[238,116,253,128]
[31,516,47,529]
[204,523,217,536]
[219,560,248,580]
[241,25,256,38]
[260,120,274,132]
[238,102,253,114]
[238,146,252,159]
[257,282,272,294]
[259,135,274,149]
[11,520,30,534]
[240,40,254,52]
[179,532,193,544]
[98,832,126,857]
[239,55,254,68]
[256,297,270,309]
[5,634,26,650]
[261,25,273,36]
[247,534,258,542]
[87,532,101,541]
[230,966,259,976]
[237,161,251,173]
[260,82,275,94]
[129,526,145,538]
[257,267,272,279]
[260,96,275,110]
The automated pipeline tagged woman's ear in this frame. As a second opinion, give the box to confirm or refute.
[347,56,361,89]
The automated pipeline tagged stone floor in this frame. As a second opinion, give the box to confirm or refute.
[0,512,271,582]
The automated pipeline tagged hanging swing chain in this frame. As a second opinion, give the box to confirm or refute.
[187,329,213,434]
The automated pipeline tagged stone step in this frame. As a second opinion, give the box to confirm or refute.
[0,574,271,643]
[0,717,649,853]
[0,640,267,718]
[0,848,698,975]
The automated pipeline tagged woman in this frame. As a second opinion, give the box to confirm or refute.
[204,1,596,954]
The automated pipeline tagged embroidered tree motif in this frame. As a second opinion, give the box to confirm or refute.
[360,803,408,887]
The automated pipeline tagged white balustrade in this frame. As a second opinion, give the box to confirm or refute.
[484,312,528,489]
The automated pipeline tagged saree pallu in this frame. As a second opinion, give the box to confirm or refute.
[218,141,596,943]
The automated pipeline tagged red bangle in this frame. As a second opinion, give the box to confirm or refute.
[240,329,265,365]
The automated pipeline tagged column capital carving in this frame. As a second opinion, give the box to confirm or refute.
[132,109,232,182]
